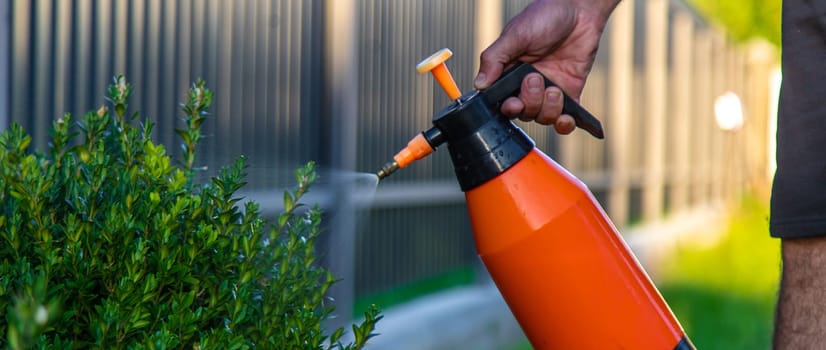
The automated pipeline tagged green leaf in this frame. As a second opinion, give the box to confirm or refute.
[283,190,294,212]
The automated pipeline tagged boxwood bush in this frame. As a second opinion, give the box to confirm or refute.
[0,76,379,349]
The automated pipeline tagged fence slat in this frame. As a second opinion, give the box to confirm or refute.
[0,0,9,129]
[642,0,667,221]
[607,0,635,226]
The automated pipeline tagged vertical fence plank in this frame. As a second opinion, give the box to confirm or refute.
[180,0,193,78]
[112,0,127,74]
[72,0,91,115]
[202,0,217,166]
[32,1,53,147]
[324,0,359,327]
[158,0,176,147]
[127,0,145,123]
[642,0,668,221]
[692,28,713,205]
[93,0,111,98]
[10,1,30,133]
[745,42,776,187]
[252,0,267,165]
[474,0,501,71]
[214,0,232,163]
[730,44,746,197]
[0,0,9,130]
[669,11,693,213]
[175,0,192,115]
[228,0,244,156]
[707,35,722,200]
[607,0,634,226]
[189,0,204,77]
[53,0,72,119]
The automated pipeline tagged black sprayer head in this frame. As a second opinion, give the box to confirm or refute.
[430,94,534,190]
[426,63,604,190]
[375,62,604,188]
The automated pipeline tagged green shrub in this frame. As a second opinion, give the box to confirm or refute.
[0,76,380,349]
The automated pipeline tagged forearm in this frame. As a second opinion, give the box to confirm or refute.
[588,0,621,22]
[774,237,826,349]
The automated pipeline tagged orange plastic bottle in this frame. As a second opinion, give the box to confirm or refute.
[379,58,694,349]
[467,148,690,349]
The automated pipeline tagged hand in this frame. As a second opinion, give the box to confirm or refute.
[474,0,618,134]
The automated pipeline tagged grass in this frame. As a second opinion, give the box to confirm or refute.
[658,195,779,349]
[508,194,779,350]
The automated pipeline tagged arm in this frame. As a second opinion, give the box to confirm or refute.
[474,0,619,134]
[774,238,826,349]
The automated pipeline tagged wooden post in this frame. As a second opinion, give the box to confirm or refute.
[731,44,747,196]
[324,0,358,328]
[0,0,9,130]
[669,11,693,213]
[746,41,779,186]
[53,0,72,119]
[642,0,667,221]
[474,0,502,71]
[32,1,53,147]
[709,34,729,200]
[727,44,739,197]
[73,0,91,115]
[607,0,634,227]
[692,29,713,206]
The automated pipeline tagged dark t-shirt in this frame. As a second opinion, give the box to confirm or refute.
[770,0,826,238]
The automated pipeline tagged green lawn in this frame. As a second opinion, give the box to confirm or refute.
[509,195,780,350]
[659,195,779,349]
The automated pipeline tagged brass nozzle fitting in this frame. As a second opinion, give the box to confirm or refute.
[376,161,400,180]
[375,133,434,181]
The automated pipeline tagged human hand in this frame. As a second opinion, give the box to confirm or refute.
[474,0,618,134]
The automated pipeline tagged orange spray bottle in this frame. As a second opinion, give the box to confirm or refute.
[377,49,694,349]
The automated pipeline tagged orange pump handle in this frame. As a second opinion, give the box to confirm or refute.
[417,48,462,100]
[393,133,434,168]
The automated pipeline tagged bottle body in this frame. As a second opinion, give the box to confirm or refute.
[466,149,690,349]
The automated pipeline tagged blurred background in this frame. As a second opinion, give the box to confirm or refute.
[1,0,780,348]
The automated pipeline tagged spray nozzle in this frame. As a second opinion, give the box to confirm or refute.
[376,49,460,180]
[376,127,444,180]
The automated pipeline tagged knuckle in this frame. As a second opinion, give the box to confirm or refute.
[479,49,493,62]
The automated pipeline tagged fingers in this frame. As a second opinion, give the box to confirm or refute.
[519,74,545,120]
[500,75,545,121]
[535,87,564,125]
[553,115,576,135]
[501,97,525,118]
[475,29,577,135]
[474,49,508,90]
[475,34,523,90]
[500,75,570,134]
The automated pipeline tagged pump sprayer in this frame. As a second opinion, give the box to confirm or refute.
[375,49,694,349]
[376,48,604,180]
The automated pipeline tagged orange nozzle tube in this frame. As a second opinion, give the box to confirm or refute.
[394,133,434,168]
[376,133,435,180]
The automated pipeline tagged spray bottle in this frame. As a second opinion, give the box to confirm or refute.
[376,49,694,349]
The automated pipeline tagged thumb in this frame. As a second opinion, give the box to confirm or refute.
[475,35,523,90]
